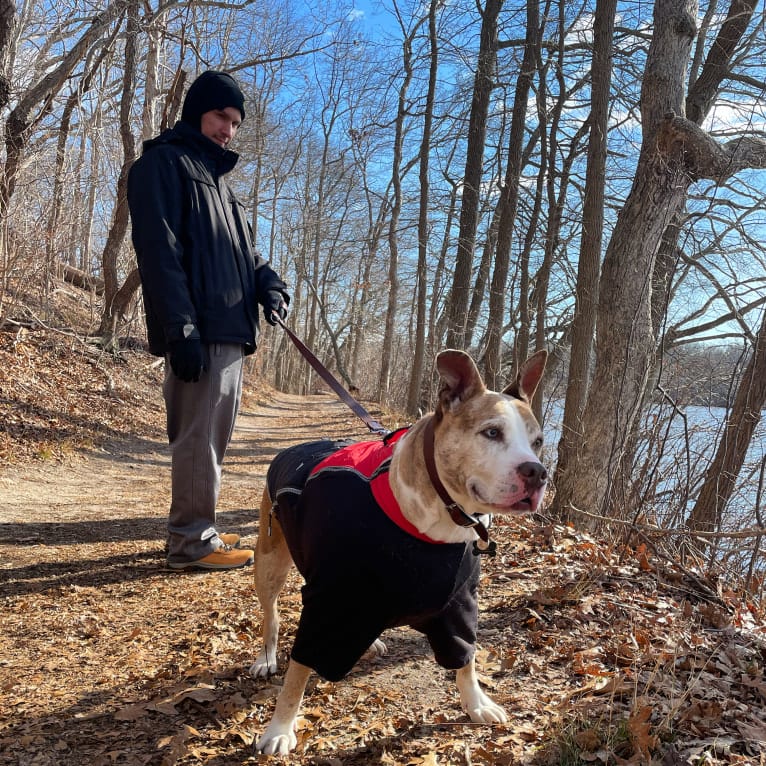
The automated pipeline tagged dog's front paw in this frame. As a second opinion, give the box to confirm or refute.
[463,691,508,724]
[255,723,298,755]
[363,638,388,658]
[249,651,278,679]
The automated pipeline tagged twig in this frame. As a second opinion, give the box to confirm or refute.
[566,503,766,540]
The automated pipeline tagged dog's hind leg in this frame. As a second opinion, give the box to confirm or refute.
[250,488,293,678]
[256,658,312,755]
[456,656,509,724]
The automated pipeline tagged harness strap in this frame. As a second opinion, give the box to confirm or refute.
[422,418,496,557]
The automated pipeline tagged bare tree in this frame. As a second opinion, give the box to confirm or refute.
[46,39,118,292]
[97,0,139,347]
[687,308,766,533]
[0,0,15,110]
[481,0,538,390]
[554,0,766,529]
[444,0,502,349]
[0,0,17,318]
[550,0,617,503]
[0,0,129,224]
[405,0,440,415]
[379,12,421,401]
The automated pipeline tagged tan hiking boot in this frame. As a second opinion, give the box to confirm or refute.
[167,546,254,571]
[219,533,241,547]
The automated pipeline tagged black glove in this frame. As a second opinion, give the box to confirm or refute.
[168,338,205,382]
[264,290,289,326]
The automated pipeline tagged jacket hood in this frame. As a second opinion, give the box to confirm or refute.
[140,120,239,175]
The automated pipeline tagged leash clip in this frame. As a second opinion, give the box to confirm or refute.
[446,503,496,556]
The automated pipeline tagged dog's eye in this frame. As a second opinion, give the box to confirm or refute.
[532,436,544,450]
[482,427,502,440]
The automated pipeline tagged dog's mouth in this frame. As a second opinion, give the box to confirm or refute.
[509,496,536,512]
[469,482,544,515]
[500,492,544,514]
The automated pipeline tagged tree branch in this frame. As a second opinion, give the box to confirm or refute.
[658,112,766,183]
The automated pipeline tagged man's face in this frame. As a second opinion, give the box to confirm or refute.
[200,107,242,148]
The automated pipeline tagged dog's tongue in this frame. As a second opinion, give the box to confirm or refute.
[507,487,544,513]
[471,480,542,514]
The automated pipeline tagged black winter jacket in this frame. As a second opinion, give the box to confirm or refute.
[127,121,287,356]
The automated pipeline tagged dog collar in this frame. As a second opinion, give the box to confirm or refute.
[422,418,496,557]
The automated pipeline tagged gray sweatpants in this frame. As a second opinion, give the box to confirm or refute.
[163,342,245,563]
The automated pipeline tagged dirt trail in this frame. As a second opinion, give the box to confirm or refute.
[0,390,357,531]
[3,392,514,766]
[3,390,764,765]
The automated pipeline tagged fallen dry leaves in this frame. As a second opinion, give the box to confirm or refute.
[0,326,165,465]
[1,322,765,765]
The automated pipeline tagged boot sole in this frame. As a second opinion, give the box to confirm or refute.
[167,555,254,571]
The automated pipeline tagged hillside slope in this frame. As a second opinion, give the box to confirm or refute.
[0,322,765,765]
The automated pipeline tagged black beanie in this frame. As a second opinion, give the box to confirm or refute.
[181,71,246,129]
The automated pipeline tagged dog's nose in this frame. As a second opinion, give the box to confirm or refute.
[518,461,547,487]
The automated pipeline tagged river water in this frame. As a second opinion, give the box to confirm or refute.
[543,402,766,530]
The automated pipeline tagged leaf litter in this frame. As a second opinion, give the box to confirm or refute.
[0,327,765,765]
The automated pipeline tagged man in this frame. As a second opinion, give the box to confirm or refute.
[128,70,290,571]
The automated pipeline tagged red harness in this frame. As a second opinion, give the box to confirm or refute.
[310,429,443,545]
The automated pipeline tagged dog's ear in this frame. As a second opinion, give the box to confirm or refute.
[435,350,486,416]
[502,349,547,402]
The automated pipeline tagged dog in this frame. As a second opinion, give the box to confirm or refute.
[250,348,548,755]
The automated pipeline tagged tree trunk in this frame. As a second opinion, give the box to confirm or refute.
[687,308,766,533]
[0,0,15,110]
[98,0,137,348]
[551,0,616,506]
[406,0,439,416]
[482,0,537,390]
[554,0,698,527]
[445,0,502,349]
[464,208,495,351]
[0,0,16,323]
[513,167,544,370]
[426,175,459,409]
[379,23,417,402]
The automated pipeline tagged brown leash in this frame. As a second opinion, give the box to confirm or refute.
[272,313,388,435]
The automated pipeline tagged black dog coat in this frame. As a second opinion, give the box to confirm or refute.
[266,433,480,682]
